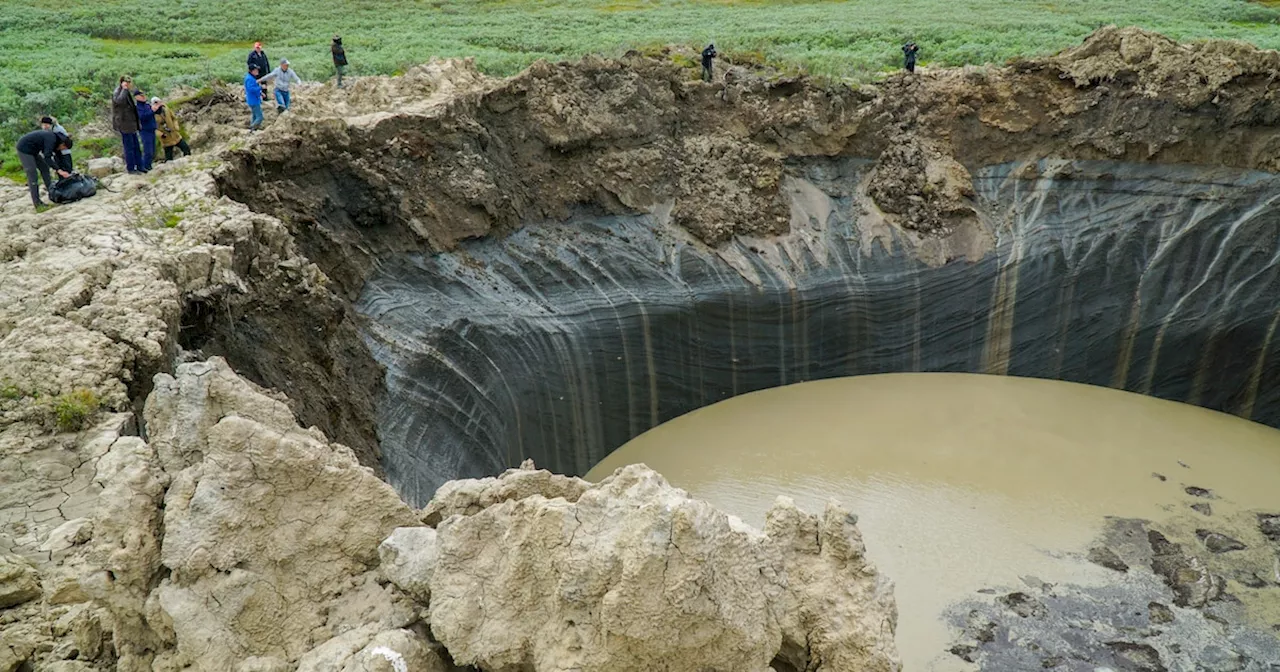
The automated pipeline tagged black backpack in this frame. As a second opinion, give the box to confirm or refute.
[49,173,97,204]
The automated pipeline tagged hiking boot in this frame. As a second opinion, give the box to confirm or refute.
[277,105,285,114]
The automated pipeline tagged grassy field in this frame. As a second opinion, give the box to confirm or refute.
[3,0,1280,177]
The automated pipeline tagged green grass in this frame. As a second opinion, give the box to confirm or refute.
[2,0,1280,173]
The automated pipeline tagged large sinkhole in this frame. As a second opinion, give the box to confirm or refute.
[217,156,1280,507]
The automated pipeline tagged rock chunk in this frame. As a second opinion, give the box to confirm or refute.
[1257,513,1280,542]
[1148,531,1225,608]
[1195,529,1246,554]
[867,134,977,235]
[403,463,899,672]
[420,458,589,526]
[997,592,1048,619]
[378,526,438,603]
[0,554,40,608]
[1087,546,1130,572]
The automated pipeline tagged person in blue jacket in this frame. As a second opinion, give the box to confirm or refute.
[134,91,158,171]
[244,65,264,131]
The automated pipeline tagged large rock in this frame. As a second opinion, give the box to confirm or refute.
[387,463,898,672]
[145,358,419,668]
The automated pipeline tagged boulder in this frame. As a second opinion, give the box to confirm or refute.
[420,459,589,525]
[296,627,447,672]
[0,554,41,608]
[85,157,122,178]
[378,527,437,603]
[394,463,899,672]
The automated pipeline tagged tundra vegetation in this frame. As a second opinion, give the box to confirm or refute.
[2,0,1280,178]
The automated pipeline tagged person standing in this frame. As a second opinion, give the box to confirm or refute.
[259,59,302,113]
[14,129,71,208]
[902,42,920,73]
[331,34,348,88]
[248,42,271,101]
[701,43,717,82]
[135,90,157,171]
[112,75,143,174]
[40,116,73,172]
[152,97,191,161]
[245,66,265,131]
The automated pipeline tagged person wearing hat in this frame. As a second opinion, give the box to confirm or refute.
[14,129,72,208]
[40,116,73,172]
[331,34,348,88]
[112,75,144,174]
[151,97,191,162]
[259,59,302,113]
[245,65,265,131]
[134,89,158,171]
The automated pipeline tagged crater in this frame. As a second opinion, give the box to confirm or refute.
[215,150,1280,505]
[203,33,1280,507]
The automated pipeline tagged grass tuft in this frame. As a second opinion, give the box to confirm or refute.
[52,389,100,432]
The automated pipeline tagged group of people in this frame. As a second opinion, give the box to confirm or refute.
[111,75,192,175]
[243,36,347,130]
[17,33,921,211]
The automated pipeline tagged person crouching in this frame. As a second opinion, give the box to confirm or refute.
[14,129,72,208]
[152,97,191,161]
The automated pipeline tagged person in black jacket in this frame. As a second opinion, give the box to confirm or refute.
[248,42,271,100]
[902,42,919,73]
[14,130,71,208]
[331,34,348,88]
[701,43,717,82]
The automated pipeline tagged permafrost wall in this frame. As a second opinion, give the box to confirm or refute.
[357,159,1280,505]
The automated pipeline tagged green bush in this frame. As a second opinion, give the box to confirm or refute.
[52,389,100,432]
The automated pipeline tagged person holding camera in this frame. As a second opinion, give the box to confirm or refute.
[902,42,920,73]
[112,75,144,173]
[701,43,718,82]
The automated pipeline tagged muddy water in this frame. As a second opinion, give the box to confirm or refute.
[586,373,1280,671]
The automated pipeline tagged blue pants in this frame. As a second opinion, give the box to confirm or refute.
[140,131,156,171]
[249,104,263,129]
[120,132,142,172]
[275,89,291,111]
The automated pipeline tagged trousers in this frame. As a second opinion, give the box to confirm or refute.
[164,139,191,161]
[120,132,142,172]
[18,151,52,206]
[140,131,156,170]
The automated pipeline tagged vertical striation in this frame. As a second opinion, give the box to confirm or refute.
[358,159,1280,506]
